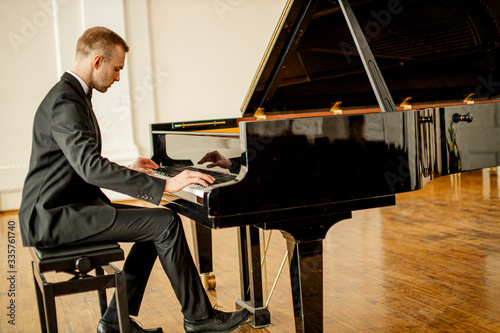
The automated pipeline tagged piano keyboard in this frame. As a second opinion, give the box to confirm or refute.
[155,166,237,186]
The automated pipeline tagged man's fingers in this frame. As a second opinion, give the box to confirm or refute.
[165,170,216,193]
[192,172,215,187]
[149,160,159,169]
[142,159,159,169]
[197,173,215,185]
[180,170,215,187]
[131,157,159,171]
[196,179,209,187]
[143,168,156,175]
[198,151,219,165]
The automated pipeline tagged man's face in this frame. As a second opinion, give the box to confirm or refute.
[91,44,126,93]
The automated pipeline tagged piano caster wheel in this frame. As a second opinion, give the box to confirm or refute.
[200,272,216,290]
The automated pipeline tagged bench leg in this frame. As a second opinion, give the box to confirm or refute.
[115,269,130,333]
[32,261,58,332]
[42,283,58,332]
[32,262,48,333]
[96,267,108,316]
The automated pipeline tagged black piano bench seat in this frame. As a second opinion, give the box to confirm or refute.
[30,243,130,333]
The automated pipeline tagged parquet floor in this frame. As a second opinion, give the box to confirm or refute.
[1,169,499,332]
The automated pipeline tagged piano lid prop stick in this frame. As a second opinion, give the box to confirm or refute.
[338,0,397,112]
[261,229,271,299]
[246,229,274,296]
[260,229,273,267]
[265,251,289,308]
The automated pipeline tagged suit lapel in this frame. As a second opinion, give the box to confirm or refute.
[61,72,102,152]
[88,104,103,153]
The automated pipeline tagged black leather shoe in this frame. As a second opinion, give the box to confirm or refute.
[97,317,163,333]
[183,308,250,333]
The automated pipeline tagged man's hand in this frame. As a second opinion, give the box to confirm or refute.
[164,170,215,193]
[198,151,231,169]
[129,157,159,175]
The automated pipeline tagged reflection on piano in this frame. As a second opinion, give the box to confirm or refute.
[150,0,500,331]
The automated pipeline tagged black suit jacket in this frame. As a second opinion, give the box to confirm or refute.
[19,72,166,247]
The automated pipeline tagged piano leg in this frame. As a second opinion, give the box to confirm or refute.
[190,220,216,289]
[235,225,271,328]
[277,212,352,332]
[283,234,324,332]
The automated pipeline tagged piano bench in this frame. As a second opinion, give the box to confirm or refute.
[30,243,130,333]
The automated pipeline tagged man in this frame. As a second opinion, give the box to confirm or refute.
[19,26,249,333]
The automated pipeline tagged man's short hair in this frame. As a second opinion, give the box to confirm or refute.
[76,26,129,61]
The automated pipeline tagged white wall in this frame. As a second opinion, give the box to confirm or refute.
[147,0,286,123]
[0,0,287,211]
[0,0,59,211]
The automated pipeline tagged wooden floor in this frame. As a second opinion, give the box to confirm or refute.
[1,169,500,332]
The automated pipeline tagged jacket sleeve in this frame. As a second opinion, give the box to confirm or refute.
[51,90,166,205]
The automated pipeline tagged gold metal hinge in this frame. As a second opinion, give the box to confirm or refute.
[254,107,267,120]
[400,97,412,110]
[330,101,342,115]
[463,93,475,105]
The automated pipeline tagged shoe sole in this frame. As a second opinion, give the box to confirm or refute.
[203,312,251,333]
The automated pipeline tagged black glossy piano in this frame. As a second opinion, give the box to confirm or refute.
[150,0,500,331]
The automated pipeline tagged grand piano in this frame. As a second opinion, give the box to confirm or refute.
[150,0,500,331]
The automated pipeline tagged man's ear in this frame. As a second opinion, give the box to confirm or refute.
[92,55,103,69]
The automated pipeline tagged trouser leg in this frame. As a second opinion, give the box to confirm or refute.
[71,205,212,321]
[153,213,212,320]
[107,241,158,316]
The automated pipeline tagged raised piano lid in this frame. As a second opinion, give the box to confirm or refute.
[240,0,500,117]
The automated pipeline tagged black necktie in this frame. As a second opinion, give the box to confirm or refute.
[86,88,100,149]
[86,89,93,110]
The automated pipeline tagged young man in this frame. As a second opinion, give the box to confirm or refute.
[19,26,249,333]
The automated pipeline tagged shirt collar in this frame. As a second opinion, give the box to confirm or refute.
[66,70,90,95]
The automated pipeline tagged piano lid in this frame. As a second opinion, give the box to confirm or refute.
[241,0,500,116]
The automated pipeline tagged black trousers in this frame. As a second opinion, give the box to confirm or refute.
[73,203,212,321]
